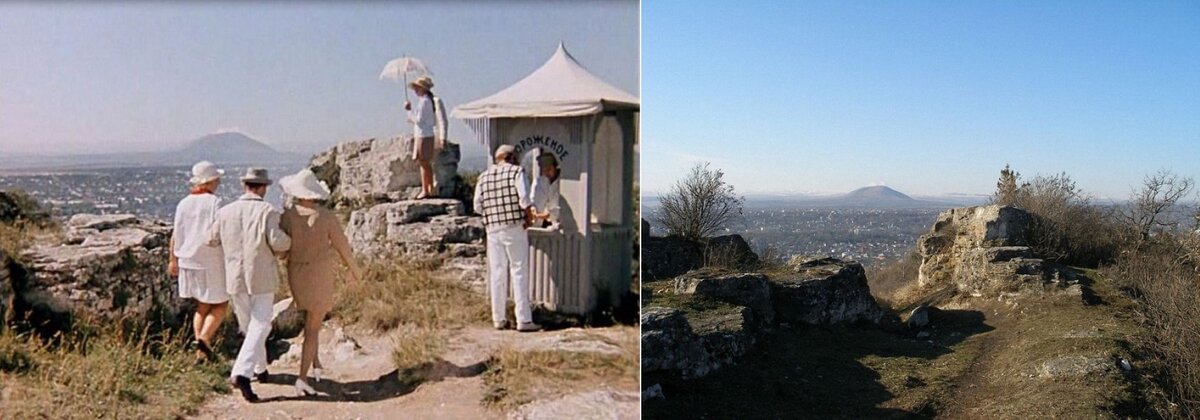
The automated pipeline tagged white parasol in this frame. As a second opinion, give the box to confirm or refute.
[379,55,433,101]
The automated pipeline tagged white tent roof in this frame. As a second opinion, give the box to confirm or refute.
[452,43,639,119]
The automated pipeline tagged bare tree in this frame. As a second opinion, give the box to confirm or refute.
[1120,170,1195,242]
[656,163,743,240]
[990,164,1020,206]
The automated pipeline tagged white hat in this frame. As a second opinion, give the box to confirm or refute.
[189,161,224,185]
[494,144,516,159]
[280,169,331,200]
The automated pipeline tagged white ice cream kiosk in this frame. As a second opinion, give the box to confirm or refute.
[453,43,638,315]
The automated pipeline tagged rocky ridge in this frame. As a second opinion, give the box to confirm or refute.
[309,137,486,288]
[641,235,886,381]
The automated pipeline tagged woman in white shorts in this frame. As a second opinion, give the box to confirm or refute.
[168,161,229,362]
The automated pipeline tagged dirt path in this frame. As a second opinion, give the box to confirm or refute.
[193,324,638,420]
[935,301,1018,419]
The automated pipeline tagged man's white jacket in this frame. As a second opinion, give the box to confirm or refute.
[209,193,292,295]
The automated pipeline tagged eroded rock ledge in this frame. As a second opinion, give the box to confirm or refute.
[642,257,885,381]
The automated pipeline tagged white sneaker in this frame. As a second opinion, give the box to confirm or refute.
[312,367,325,383]
[295,378,317,396]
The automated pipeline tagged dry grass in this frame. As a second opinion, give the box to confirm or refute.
[482,327,639,410]
[335,260,489,331]
[390,326,448,370]
[1105,245,1200,418]
[865,248,922,309]
[0,327,228,419]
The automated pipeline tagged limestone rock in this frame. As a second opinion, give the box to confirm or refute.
[309,137,464,208]
[642,235,704,281]
[1038,355,1116,379]
[916,205,1051,296]
[641,307,714,379]
[907,304,930,330]
[346,199,486,288]
[673,272,773,327]
[705,234,759,269]
[772,258,885,325]
[17,214,180,329]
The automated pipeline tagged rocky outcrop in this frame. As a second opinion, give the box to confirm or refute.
[641,307,717,379]
[13,214,180,329]
[345,199,486,288]
[705,234,759,269]
[917,205,1050,296]
[773,258,886,325]
[643,257,885,380]
[310,137,465,209]
[642,235,705,281]
[311,138,487,288]
[673,272,773,328]
[642,232,759,281]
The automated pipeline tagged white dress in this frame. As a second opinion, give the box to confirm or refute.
[173,193,229,304]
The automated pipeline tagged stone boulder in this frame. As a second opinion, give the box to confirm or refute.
[917,205,1049,296]
[346,199,486,288]
[642,235,704,281]
[640,307,716,379]
[673,271,773,328]
[310,137,465,209]
[16,214,180,328]
[705,234,759,269]
[772,258,885,325]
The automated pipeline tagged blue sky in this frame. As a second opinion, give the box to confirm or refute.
[0,1,638,168]
[643,1,1200,199]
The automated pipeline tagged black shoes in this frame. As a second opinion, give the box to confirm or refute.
[233,375,259,402]
[256,369,270,383]
[195,339,214,360]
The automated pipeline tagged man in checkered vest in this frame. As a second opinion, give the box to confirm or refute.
[473,144,542,332]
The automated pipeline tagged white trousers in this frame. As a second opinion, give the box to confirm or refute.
[487,224,532,325]
[230,293,273,379]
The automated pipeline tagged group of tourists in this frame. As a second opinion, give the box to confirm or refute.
[167,76,561,402]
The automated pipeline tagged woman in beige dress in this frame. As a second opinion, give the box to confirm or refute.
[279,169,363,396]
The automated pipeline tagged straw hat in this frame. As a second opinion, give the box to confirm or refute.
[280,169,331,200]
[189,161,224,185]
[409,76,434,90]
[240,168,273,185]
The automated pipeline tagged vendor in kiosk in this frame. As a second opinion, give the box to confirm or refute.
[531,152,561,228]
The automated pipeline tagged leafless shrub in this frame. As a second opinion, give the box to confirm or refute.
[656,163,743,240]
[1011,172,1119,266]
[1104,241,1200,417]
[1118,170,1195,244]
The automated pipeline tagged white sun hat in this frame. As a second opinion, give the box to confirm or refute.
[280,169,331,200]
[189,161,224,185]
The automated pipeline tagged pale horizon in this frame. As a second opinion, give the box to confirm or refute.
[0,1,639,165]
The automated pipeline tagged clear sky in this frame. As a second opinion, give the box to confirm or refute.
[643,1,1199,199]
[0,1,638,168]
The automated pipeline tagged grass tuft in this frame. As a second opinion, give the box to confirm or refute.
[482,327,639,410]
[335,261,489,331]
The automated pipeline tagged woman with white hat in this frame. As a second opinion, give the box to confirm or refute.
[278,168,363,396]
[403,75,448,199]
[169,160,229,362]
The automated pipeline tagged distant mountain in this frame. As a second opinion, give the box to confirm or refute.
[843,185,913,202]
[743,186,954,209]
[0,132,307,171]
[175,132,303,165]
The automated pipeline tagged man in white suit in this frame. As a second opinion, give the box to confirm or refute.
[209,168,291,402]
